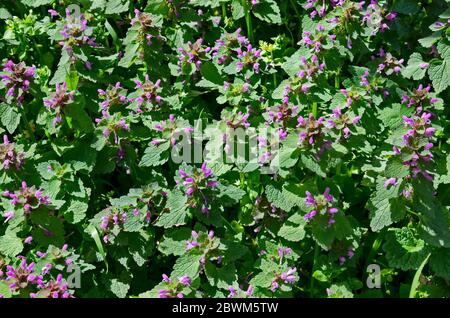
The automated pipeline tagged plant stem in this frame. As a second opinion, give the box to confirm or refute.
[309,242,320,297]
[312,102,318,117]
[222,2,227,20]
[290,0,301,23]
[243,0,254,43]
[335,70,340,88]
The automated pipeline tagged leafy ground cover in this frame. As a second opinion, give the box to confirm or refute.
[0,0,449,298]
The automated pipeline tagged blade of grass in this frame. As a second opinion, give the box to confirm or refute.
[87,224,109,273]
[409,253,431,298]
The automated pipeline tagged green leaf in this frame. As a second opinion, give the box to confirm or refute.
[383,228,431,271]
[0,8,11,20]
[171,253,202,279]
[368,177,405,232]
[281,48,310,77]
[64,200,89,224]
[158,227,192,256]
[139,142,170,167]
[205,262,237,289]
[378,103,413,130]
[105,0,130,15]
[300,154,326,177]
[418,32,440,48]
[199,61,223,87]
[278,216,306,242]
[253,0,281,25]
[429,249,450,279]
[392,0,420,14]
[0,234,24,257]
[123,212,143,232]
[30,210,65,247]
[437,40,450,60]
[385,157,409,178]
[0,103,21,134]
[20,0,53,7]
[250,270,274,288]
[327,283,353,298]
[155,190,188,228]
[217,184,245,207]
[402,53,427,80]
[311,217,336,249]
[428,59,450,94]
[110,279,130,298]
[413,178,450,248]
[231,0,244,20]
[118,42,140,68]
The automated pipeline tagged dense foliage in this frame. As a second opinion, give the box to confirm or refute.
[0,0,449,299]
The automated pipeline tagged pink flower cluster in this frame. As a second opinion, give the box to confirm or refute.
[1,60,35,104]
[0,135,24,170]
[304,187,338,225]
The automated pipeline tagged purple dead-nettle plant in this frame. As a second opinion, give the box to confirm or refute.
[304,187,339,225]
[177,38,211,75]
[98,207,127,244]
[1,0,449,300]
[304,0,346,18]
[362,1,397,33]
[151,114,193,146]
[130,9,163,47]
[392,112,435,183]
[54,8,96,66]
[265,103,300,127]
[95,110,131,146]
[227,284,254,298]
[297,113,326,148]
[282,55,325,104]
[373,49,404,75]
[185,230,216,252]
[2,181,51,217]
[270,267,298,292]
[326,107,361,140]
[32,273,74,298]
[217,109,252,155]
[1,60,35,105]
[301,25,333,53]
[211,28,249,66]
[157,273,193,298]
[338,246,355,265]
[401,84,439,113]
[176,163,219,214]
[43,82,75,126]
[5,258,43,293]
[235,43,262,74]
[222,80,253,98]
[130,75,163,113]
[97,82,129,111]
[0,135,25,170]
[298,55,326,81]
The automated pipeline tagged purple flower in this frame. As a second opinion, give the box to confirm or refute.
[48,9,58,17]
[383,177,397,188]
[178,275,191,287]
[158,289,170,298]
[305,191,316,207]
[1,61,35,104]
[280,268,297,284]
[3,211,14,222]
[228,287,237,298]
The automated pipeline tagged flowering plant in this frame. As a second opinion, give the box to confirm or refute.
[0,0,449,299]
